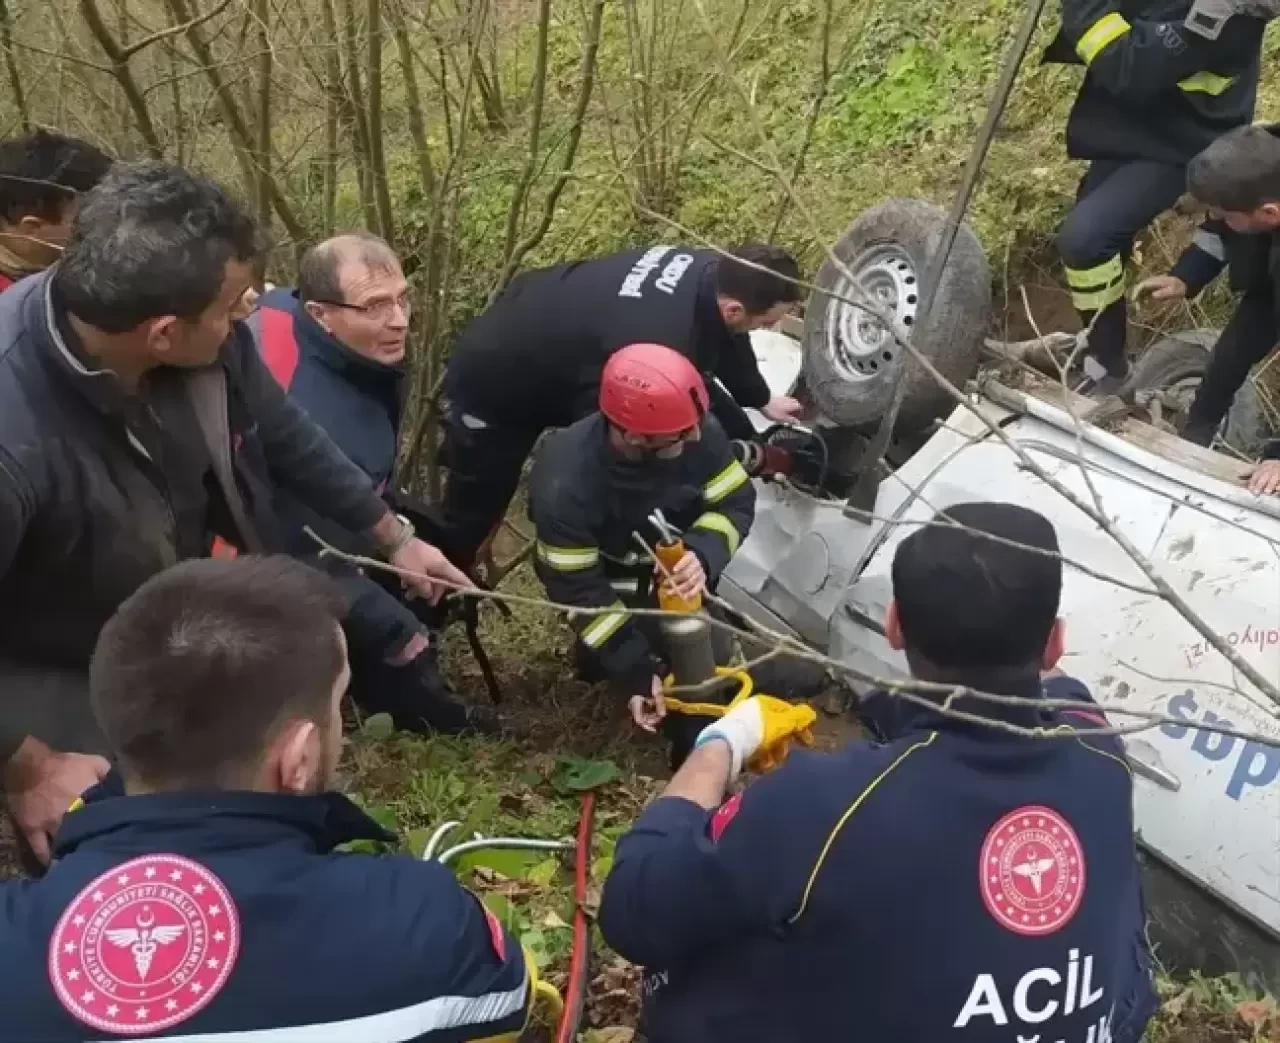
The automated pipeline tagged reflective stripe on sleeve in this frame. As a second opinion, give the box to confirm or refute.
[536,542,600,571]
[690,512,742,556]
[704,460,750,504]
[580,604,630,648]
[1075,11,1131,64]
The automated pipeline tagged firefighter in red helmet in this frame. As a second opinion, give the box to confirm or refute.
[529,343,757,760]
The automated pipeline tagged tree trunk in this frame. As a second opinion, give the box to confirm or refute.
[0,0,30,132]
[392,0,437,203]
[366,0,395,242]
[254,0,272,231]
[338,0,378,230]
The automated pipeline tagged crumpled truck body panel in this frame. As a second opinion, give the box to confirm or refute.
[721,374,1280,987]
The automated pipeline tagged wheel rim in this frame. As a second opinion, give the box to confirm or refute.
[824,244,919,383]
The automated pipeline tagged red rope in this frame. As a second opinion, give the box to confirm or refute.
[555,791,596,1043]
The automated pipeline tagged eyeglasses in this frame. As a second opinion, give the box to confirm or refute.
[314,293,412,323]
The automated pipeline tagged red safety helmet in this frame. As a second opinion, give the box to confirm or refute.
[600,343,709,437]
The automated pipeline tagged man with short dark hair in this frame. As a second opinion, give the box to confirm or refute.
[248,232,495,734]
[0,128,113,290]
[1134,122,1280,494]
[0,555,533,1041]
[599,502,1157,1042]
[0,162,470,864]
[441,243,802,569]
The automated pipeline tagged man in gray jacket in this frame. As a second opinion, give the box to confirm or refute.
[0,161,469,866]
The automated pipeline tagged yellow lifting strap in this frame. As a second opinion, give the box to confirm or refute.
[662,667,755,718]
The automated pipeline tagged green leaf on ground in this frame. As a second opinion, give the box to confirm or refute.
[553,755,619,792]
[360,713,395,740]
[455,847,546,878]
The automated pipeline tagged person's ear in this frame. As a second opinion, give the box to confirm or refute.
[719,297,746,327]
[274,719,321,796]
[144,315,182,357]
[885,600,905,651]
[303,300,328,328]
[1260,202,1280,227]
[1042,618,1065,672]
[15,214,49,241]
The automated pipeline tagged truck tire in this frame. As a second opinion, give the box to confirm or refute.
[1125,329,1275,455]
[802,198,992,431]
[1123,329,1218,393]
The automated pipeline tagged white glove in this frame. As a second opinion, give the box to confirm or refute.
[693,696,817,781]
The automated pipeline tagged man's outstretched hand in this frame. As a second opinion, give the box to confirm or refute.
[761,395,803,422]
[629,676,668,733]
[1246,459,1280,496]
[3,738,110,865]
[1132,274,1187,304]
[392,537,475,604]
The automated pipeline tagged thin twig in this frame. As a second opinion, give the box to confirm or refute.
[304,527,1280,747]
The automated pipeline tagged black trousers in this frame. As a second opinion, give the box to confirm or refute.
[438,406,544,571]
[1058,160,1187,377]
[1183,286,1278,445]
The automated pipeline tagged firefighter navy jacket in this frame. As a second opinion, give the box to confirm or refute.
[443,247,773,430]
[529,413,756,698]
[599,675,1159,1043]
[1045,0,1265,165]
[0,785,530,1042]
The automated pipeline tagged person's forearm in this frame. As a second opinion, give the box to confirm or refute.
[663,738,734,809]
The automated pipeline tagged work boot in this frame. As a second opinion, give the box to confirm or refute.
[1071,356,1130,399]
[366,651,503,737]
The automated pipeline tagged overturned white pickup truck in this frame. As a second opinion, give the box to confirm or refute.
[722,202,1280,991]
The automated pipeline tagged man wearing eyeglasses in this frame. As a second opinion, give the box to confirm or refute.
[247,233,499,737]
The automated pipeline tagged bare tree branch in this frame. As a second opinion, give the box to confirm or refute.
[496,0,551,276]
[307,527,1280,749]
[79,0,166,156]
[120,0,234,60]
[162,0,307,240]
[488,0,606,300]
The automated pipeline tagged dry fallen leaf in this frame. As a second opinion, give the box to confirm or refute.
[1161,987,1190,1019]
[1236,997,1277,1029]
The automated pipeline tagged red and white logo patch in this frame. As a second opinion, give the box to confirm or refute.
[48,854,240,1035]
[979,805,1086,936]
[709,793,743,843]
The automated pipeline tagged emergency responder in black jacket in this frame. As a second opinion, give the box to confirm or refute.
[442,244,797,569]
[529,343,756,760]
[1045,0,1273,394]
[1134,122,1280,493]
